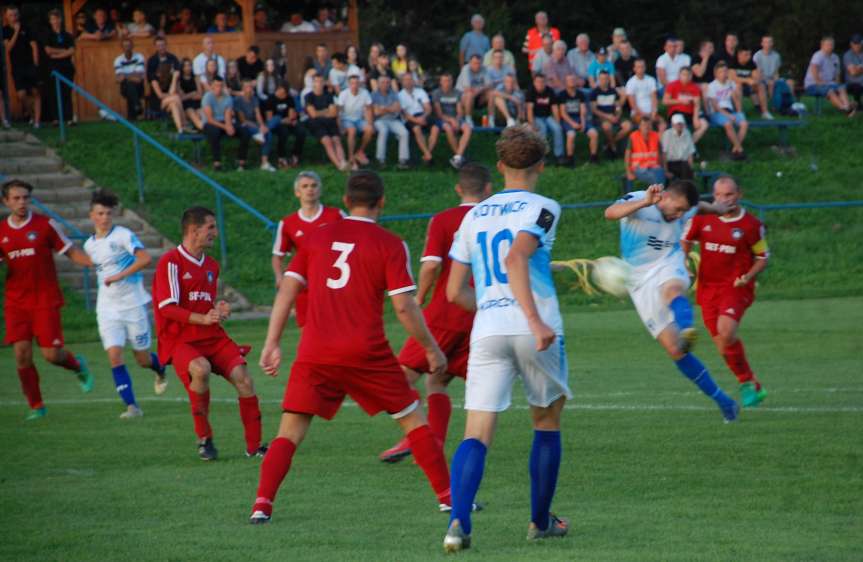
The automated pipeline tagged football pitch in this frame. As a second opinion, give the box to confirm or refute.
[1,297,861,561]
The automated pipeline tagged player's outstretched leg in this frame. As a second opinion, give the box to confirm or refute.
[228,366,266,457]
[714,316,765,408]
[133,350,168,395]
[379,366,422,463]
[184,358,216,460]
[674,351,738,422]
[112,364,142,419]
[43,347,93,393]
[426,372,455,446]
[527,396,569,541]
[669,294,698,353]
[397,408,452,508]
[14,342,46,420]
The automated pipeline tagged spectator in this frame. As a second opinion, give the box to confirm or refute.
[109,7,126,37]
[370,75,410,169]
[625,117,665,185]
[493,73,525,127]
[614,40,637,89]
[483,33,516,68]
[728,46,771,118]
[754,35,798,106]
[257,59,282,102]
[804,36,856,117]
[455,54,491,127]
[407,58,426,89]
[717,33,738,67]
[607,27,638,62]
[459,14,490,68]
[329,53,360,93]
[113,38,145,121]
[337,75,374,168]
[125,8,154,38]
[591,70,632,157]
[3,6,42,128]
[566,33,595,87]
[193,36,226,78]
[73,10,87,37]
[368,52,396,92]
[625,58,665,132]
[254,5,270,32]
[656,36,691,88]
[525,73,563,162]
[147,36,186,133]
[264,84,306,168]
[530,32,555,76]
[42,9,76,125]
[558,74,599,165]
[80,7,116,40]
[305,74,349,170]
[237,46,263,81]
[200,76,241,170]
[346,45,368,85]
[272,42,289,80]
[177,58,204,130]
[0,85,8,128]
[234,80,274,171]
[198,58,220,93]
[485,49,516,93]
[432,73,472,168]
[692,40,717,95]
[844,34,863,106]
[367,42,383,70]
[226,6,242,30]
[207,10,234,33]
[543,40,576,93]
[312,7,337,32]
[662,66,707,144]
[523,11,560,66]
[707,62,749,160]
[313,44,332,79]
[587,47,616,89]
[662,114,695,180]
[399,72,439,165]
[170,7,198,34]
[225,60,243,96]
[391,44,410,77]
[281,11,316,33]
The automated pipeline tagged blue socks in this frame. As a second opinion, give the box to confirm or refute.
[111,365,137,406]
[449,438,487,535]
[530,430,562,531]
[669,295,693,330]
[149,352,165,375]
[675,353,731,404]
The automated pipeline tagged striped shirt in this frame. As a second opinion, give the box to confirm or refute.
[113,52,145,77]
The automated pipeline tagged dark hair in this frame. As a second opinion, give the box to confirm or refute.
[458,163,492,196]
[679,66,692,73]
[598,69,609,76]
[181,207,215,232]
[469,54,482,61]
[332,53,346,64]
[714,61,728,70]
[249,45,260,55]
[345,171,384,208]
[154,35,167,44]
[665,179,699,207]
[2,179,33,198]
[496,124,548,170]
[48,8,62,19]
[212,74,225,83]
[91,189,119,209]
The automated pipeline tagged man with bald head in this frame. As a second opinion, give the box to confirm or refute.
[193,36,226,79]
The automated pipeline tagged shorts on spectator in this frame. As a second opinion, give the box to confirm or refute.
[11,66,41,92]
[435,117,470,130]
[741,84,754,97]
[406,113,437,132]
[307,117,340,138]
[709,111,747,127]
[340,117,368,131]
[805,83,845,97]
[562,118,595,134]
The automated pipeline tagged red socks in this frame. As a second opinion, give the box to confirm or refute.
[722,340,755,385]
[17,366,43,409]
[238,395,262,454]
[254,437,297,516]
[188,390,212,439]
[60,352,80,372]
[426,392,452,446]
[407,424,451,505]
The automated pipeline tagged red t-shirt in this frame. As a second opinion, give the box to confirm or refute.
[286,216,416,369]
[665,80,702,116]
[152,245,226,363]
[682,210,769,294]
[420,204,475,333]
[525,26,561,64]
[271,205,345,257]
[0,212,72,309]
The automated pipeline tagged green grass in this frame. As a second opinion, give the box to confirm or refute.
[1,297,861,561]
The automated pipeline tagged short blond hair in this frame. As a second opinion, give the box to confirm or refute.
[495,124,548,170]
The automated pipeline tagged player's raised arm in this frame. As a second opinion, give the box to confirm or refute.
[65,246,94,268]
[506,231,555,351]
[696,199,732,215]
[604,184,662,220]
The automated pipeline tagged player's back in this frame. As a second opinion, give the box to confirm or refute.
[0,212,70,308]
[290,216,416,368]
[618,190,696,272]
[422,204,475,332]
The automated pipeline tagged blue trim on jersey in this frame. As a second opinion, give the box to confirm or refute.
[500,189,529,193]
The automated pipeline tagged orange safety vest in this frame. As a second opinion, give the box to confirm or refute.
[629,131,660,170]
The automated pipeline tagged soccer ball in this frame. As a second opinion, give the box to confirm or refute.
[590,257,632,298]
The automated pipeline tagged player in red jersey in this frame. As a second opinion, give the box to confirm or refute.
[271,170,344,327]
[152,207,265,460]
[379,163,492,463]
[682,176,769,407]
[0,179,94,420]
[250,171,453,524]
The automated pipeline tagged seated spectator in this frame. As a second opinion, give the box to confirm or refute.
[367,42,383,70]
[391,44,410,77]
[80,7,116,40]
[707,62,749,160]
[662,114,695,180]
[523,10,560,67]
[254,5,270,32]
[237,46,263,81]
[493,73,525,127]
[207,10,234,33]
[626,58,665,133]
[607,27,638,62]
[543,40,576,93]
[125,8,154,38]
[558,74,599,165]
[193,36,226,79]
[754,35,801,113]
[730,46,772,119]
[456,54,491,127]
[486,49,516,91]
[656,36,691,89]
[257,59,282,102]
[226,6,241,31]
[432,73,472,169]
[368,52,396,92]
[346,45,368,85]
[337,75,374,168]
[717,33,738,67]
[264,84,306,167]
[662,67,707,144]
[692,40,717,96]
[591,70,632,157]
[459,13,490,68]
[281,11,316,33]
[198,58,220,93]
[587,47,615,89]
[74,11,88,38]
[313,44,333,78]
[625,117,665,185]
[225,61,243,96]
[110,8,127,38]
[329,53,360,93]
[614,41,636,91]
[526,73,563,163]
[370,75,410,168]
[305,74,350,170]
[804,36,856,117]
[844,35,863,106]
[312,7,339,32]
[272,42,289,80]
[170,7,198,34]
[566,33,595,88]
[234,80,274,171]
[201,76,245,171]
[2,6,42,128]
[530,33,555,76]
[43,9,76,125]
[399,73,439,165]
[483,33,516,68]
[177,58,204,130]
[407,58,426,89]
[113,38,146,121]
[146,37,187,133]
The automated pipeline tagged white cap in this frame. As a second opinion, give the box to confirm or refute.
[671,113,686,126]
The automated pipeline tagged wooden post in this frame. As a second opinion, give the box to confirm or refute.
[348,0,359,37]
[66,0,88,34]
[236,0,254,51]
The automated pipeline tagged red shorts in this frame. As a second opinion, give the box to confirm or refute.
[282,360,420,420]
[698,284,754,336]
[3,307,64,347]
[398,326,470,378]
[171,337,247,385]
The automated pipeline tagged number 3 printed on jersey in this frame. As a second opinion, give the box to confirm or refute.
[327,242,355,289]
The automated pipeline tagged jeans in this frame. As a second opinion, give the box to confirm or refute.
[203,122,251,163]
[374,119,409,162]
[241,122,272,158]
[119,79,143,120]
[534,116,563,157]
[267,116,306,159]
[634,167,666,185]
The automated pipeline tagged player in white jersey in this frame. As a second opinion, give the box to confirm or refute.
[443,125,571,553]
[84,190,167,418]
[604,181,738,421]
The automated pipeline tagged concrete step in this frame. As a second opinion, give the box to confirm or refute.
[0,143,46,157]
[0,156,64,175]
[14,172,86,189]
[59,269,156,289]
[0,130,27,142]
[32,187,93,204]
[70,216,143,233]
[55,246,168,272]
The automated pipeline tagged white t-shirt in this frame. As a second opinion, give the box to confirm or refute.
[707,79,736,111]
[192,52,226,77]
[655,52,691,83]
[113,53,145,77]
[449,189,564,342]
[337,88,372,121]
[625,74,658,114]
[398,87,431,115]
[84,225,152,314]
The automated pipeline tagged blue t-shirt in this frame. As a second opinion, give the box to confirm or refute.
[587,60,615,80]
[201,91,233,123]
[371,90,401,121]
[459,31,490,61]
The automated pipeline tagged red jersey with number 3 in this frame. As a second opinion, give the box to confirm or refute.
[420,204,475,332]
[0,212,72,309]
[152,245,226,363]
[286,216,416,369]
[682,210,769,293]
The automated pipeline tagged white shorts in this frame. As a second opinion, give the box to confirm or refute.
[628,257,690,338]
[464,334,572,412]
[97,305,152,351]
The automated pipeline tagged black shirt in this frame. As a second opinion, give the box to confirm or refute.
[615,55,636,85]
[179,75,197,94]
[369,66,395,81]
[146,52,180,88]
[269,94,297,119]
[304,90,335,114]
[557,88,587,118]
[693,54,717,84]
[526,86,555,118]
[41,29,75,70]
[731,58,756,79]
[2,25,37,66]
[717,49,737,68]
[237,57,263,81]
[591,86,620,114]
